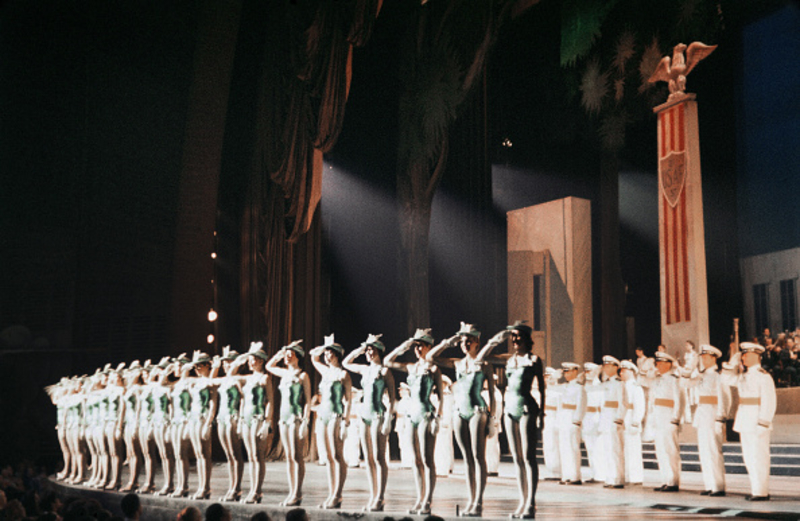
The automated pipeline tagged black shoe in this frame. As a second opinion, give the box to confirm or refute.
[558,480,568,485]
[568,480,583,485]
[709,491,726,497]
[653,485,666,491]
[611,484,624,489]
[662,486,679,492]
[746,495,770,502]
[700,490,711,496]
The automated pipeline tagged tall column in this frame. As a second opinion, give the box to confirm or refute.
[656,95,709,355]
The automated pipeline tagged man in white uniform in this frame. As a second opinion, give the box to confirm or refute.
[686,344,729,496]
[650,351,684,492]
[557,362,586,485]
[542,367,562,480]
[599,356,626,488]
[581,362,604,483]
[734,342,777,501]
[620,360,645,485]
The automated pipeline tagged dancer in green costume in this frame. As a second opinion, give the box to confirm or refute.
[120,361,145,492]
[428,323,509,517]
[385,329,448,516]
[152,357,176,496]
[211,346,246,502]
[266,340,311,507]
[169,354,193,498]
[503,321,545,519]
[136,360,158,494]
[343,333,396,512]
[310,335,352,509]
[103,363,126,490]
[230,342,274,504]
[187,351,218,500]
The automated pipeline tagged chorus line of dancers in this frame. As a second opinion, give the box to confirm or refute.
[47,321,544,519]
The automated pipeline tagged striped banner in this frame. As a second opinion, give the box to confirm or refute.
[659,103,691,325]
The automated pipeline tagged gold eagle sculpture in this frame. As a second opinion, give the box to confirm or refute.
[648,42,717,101]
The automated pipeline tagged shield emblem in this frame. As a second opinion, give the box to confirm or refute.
[660,151,686,207]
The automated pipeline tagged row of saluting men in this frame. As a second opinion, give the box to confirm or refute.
[45,325,777,519]
[540,342,777,502]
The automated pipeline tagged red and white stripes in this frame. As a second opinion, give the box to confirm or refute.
[659,103,691,325]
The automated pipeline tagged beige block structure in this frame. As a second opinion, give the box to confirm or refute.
[507,197,592,366]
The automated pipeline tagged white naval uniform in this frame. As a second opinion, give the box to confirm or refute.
[598,376,627,486]
[482,387,503,474]
[542,382,562,479]
[581,378,605,482]
[649,371,684,487]
[733,364,777,497]
[557,379,587,483]
[686,365,730,493]
[623,379,645,484]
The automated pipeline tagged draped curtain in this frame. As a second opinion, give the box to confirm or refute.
[239,0,381,456]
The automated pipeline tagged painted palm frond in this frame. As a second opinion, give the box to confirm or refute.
[580,56,609,114]
[638,36,662,92]
[560,0,620,67]
[613,31,636,74]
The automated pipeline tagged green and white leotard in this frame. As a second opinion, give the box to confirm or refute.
[360,364,387,425]
[504,353,542,422]
[453,357,487,420]
[406,361,437,426]
[279,371,305,425]
[317,368,346,425]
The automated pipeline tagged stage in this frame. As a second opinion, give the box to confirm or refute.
[48,459,800,520]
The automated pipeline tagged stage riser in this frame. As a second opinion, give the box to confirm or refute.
[534,443,800,476]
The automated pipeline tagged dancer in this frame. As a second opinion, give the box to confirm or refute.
[232,342,274,504]
[47,379,72,482]
[556,362,586,485]
[212,347,245,502]
[502,320,545,519]
[137,361,158,494]
[102,363,126,490]
[266,340,311,507]
[65,377,88,484]
[385,329,446,516]
[86,367,109,488]
[309,335,352,509]
[187,351,218,500]
[343,333,396,512]
[170,354,193,498]
[120,362,144,492]
[152,358,176,496]
[427,322,508,517]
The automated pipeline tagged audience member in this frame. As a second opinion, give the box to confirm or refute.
[120,494,140,521]
[204,504,230,521]
[176,507,202,521]
[284,508,308,521]
[249,513,270,521]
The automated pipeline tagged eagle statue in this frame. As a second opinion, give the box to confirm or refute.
[648,42,717,101]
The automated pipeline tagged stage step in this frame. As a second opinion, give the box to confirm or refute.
[534,442,800,476]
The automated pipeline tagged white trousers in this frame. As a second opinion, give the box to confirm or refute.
[582,432,604,482]
[600,426,624,485]
[740,428,771,497]
[624,430,643,484]
[654,422,680,486]
[558,424,582,482]
[697,422,726,493]
[543,424,560,479]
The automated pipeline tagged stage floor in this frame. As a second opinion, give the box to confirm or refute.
[50,460,800,521]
